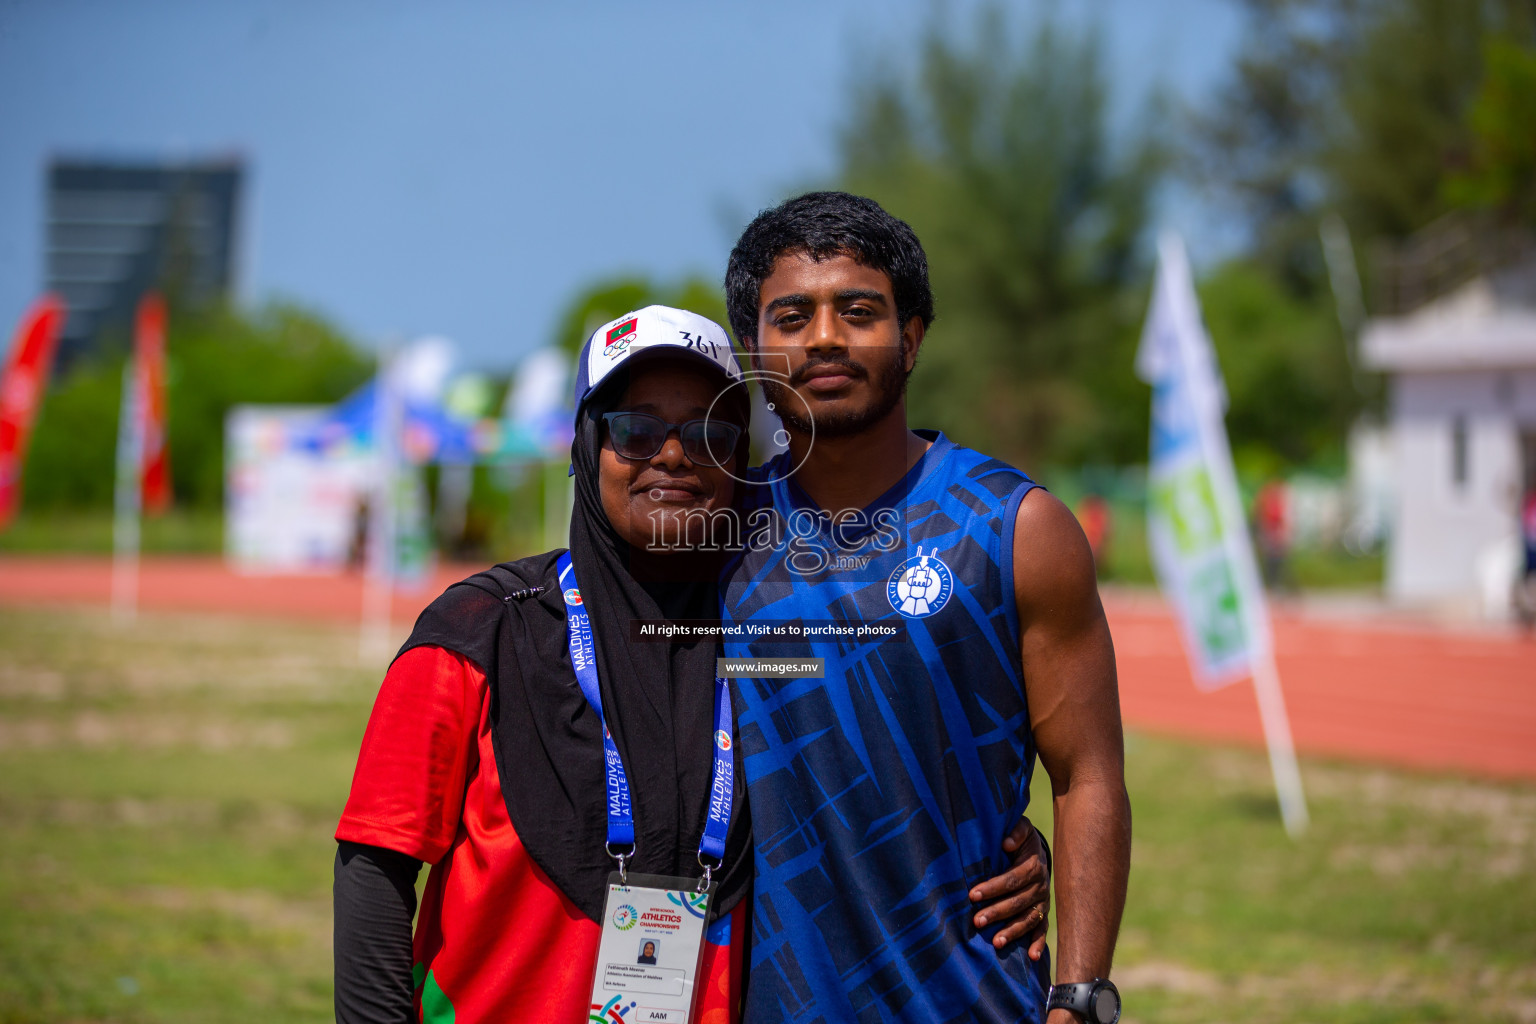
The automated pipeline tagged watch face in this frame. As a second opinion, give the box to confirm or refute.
[1093,986,1120,1024]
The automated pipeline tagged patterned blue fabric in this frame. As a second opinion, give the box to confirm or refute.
[722,431,1047,1023]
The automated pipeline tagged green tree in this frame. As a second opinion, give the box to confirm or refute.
[22,301,371,510]
[836,6,1162,468]
[166,303,373,507]
[1193,0,1534,281]
[1325,0,1513,245]
[16,355,122,510]
[1197,262,1357,470]
[1443,37,1536,225]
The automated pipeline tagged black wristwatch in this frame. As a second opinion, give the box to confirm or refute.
[1046,978,1120,1023]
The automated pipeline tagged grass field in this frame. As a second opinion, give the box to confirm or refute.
[0,605,1531,1023]
[0,511,225,556]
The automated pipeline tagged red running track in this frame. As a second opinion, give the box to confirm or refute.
[1107,593,1534,781]
[1,555,1532,781]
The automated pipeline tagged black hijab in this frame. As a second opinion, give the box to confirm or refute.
[397,358,753,923]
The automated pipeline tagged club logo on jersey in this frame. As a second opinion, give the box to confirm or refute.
[603,318,638,358]
[714,729,731,751]
[563,588,583,606]
[888,546,955,618]
[611,903,638,930]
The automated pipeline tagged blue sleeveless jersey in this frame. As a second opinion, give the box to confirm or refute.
[721,431,1047,1023]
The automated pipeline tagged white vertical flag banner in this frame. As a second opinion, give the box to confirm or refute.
[359,350,401,661]
[1136,232,1309,836]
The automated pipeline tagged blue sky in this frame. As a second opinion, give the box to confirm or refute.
[0,0,1246,370]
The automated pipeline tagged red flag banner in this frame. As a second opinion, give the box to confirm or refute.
[0,296,67,529]
[135,294,171,514]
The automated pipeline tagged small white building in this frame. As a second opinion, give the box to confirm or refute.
[1362,257,1536,614]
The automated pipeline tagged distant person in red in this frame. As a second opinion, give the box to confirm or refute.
[1076,493,1112,578]
[1255,479,1291,591]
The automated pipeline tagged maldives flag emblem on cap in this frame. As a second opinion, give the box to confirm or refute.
[604,318,637,357]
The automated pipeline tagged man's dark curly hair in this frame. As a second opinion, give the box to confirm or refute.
[724,191,934,347]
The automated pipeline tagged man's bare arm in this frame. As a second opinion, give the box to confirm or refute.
[1013,488,1131,1019]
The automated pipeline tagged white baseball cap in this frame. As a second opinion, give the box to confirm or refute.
[572,305,741,412]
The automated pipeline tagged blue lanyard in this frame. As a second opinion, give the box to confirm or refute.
[556,552,733,882]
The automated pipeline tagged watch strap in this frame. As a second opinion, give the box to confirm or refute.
[1046,981,1093,1017]
[1047,978,1119,1023]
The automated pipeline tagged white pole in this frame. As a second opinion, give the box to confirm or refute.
[1251,650,1310,837]
[358,536,393,662]
[360,353,398,662]
[111,359,142,623]
[1320,213,1365,349]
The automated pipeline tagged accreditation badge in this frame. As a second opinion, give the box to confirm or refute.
[589,872,716,1024]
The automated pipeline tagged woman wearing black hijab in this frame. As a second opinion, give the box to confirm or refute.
[332,308,1050,1023]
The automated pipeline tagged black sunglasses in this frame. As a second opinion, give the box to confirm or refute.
[601,411,742,467]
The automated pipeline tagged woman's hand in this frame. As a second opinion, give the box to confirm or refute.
[969,814,1051,960]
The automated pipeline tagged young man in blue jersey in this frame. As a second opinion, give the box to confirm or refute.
[718,192,1131,1023]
